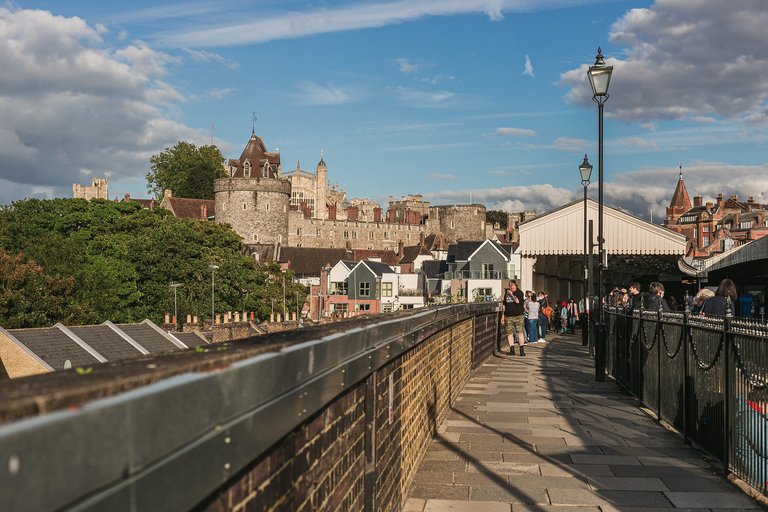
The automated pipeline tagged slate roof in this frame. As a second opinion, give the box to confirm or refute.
[165,197,215,220]
[68,325,144,360]
[278,247,353,276]
[668,175,692,210]
[118,323,182,353]
[359,261,395,277]
[229,134,280,178]
[9,328,101,371]
[171,332,209,347]
[447,240,514,263]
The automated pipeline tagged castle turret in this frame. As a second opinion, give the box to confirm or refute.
[316,152,328,220]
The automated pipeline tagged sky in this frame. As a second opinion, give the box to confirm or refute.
[1,0,767,221]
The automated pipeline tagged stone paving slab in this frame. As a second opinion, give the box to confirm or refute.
[403,334,764,512]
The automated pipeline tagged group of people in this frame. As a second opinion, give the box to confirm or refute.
[501,280,582,356]
[502,278,741,356]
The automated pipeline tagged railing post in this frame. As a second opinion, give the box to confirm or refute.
[723,296,733,473]
[657,294,663,418]
[682,299,689,439]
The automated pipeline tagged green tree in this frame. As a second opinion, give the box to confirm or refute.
[485,210,509,230]
[146,142,226,200]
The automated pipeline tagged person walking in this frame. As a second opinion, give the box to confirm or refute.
[559,301,568,333]
[567,298,579,334]
[501,280,526,356]
[525,291,540,344]
[537,291,549,342]
[700,278,737,316]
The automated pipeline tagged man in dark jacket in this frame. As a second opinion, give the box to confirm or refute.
[643,281,670,311]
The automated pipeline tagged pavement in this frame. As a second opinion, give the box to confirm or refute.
[403,332,765,512]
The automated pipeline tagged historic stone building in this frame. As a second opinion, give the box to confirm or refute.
[215,132,492,251]
[73,177,108,200]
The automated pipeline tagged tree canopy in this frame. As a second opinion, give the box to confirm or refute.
[146,141,227,200]
[485,210,509,230]
[0,198,306,328]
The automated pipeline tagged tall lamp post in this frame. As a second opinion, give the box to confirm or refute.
[170,283,182,327]
[587,46,613,382]
[209,264,219,325]
[579,155,593,347]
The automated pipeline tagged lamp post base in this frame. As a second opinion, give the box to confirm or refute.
[594,322,606,382]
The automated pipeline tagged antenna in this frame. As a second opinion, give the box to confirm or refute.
[679,160,683,179]
[211,122,213,145]
[251,112,257,134]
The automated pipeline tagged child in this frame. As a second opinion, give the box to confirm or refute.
[560,301,568,333]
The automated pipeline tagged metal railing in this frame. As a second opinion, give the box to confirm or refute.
[604,305,768,495]
[441,270,512,280]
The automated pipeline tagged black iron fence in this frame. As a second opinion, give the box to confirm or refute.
[603,305,768,494]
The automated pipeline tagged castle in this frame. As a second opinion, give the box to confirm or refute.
[214,133,488,251]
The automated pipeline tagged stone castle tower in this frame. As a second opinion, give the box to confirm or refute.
[214,133,290,245]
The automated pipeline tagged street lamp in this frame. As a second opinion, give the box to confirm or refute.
[170,283,182,327]
[579,155,592,347]
[587,46,613,382]
[209,264,219,325]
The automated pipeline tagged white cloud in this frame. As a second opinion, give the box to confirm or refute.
[616,136,659,150]
[496,127,536,137]
[0,8,203,205]
[427,173,455,181]
[640,122,657,132]
[153,0,616,48]
[523,54,534,78]
[183,48,240,70]
[207,87,235,100]
[394,58,420,74]
[295,82,357,105]
[559,0,768,123]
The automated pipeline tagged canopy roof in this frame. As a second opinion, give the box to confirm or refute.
[518,199,687,257]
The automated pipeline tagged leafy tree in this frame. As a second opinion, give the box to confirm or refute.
[0,249,93,328]
[0,198,308,327]
[146,142,226,200]
[486,210,509,230]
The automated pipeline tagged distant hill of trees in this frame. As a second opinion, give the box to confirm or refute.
[0,198,304,328]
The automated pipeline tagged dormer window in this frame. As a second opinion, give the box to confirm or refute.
[262,163,269,178]
[244,161,251,178]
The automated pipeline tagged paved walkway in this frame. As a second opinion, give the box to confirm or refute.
[404,333,764,512]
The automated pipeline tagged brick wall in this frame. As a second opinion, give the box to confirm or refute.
[198,315,490,511]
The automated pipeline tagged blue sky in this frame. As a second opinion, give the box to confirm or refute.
[1,0,767,220]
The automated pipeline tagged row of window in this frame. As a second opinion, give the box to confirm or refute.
[293,229,410,240]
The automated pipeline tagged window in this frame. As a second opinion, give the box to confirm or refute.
[266,203,270,211]
[352,231,357,239]
[451,220,455,229]
[359,282,370,297]
[703,226,709,233]
[243,203,247,210]
[384,231,389,238]
[316,229,321,237]
[369,232,373,240]
[329,230,333,237]
[694,228,698,238]
[382,303,393,313]
[356,303,370,311]
[740,221,753,229]
[702,236,710,246]
[296,228,301,235]
[382,282,393,297]
[401,304,414,310]
[253,234,258,241]
[344,230,349,238]
[481,263,494,279]
[244,161,251,178]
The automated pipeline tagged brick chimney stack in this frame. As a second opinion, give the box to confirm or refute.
[398,240,404,257]
[693,196,702,207]
[124,193,130,202]
[420,231,425,246]
[201,203,208,220]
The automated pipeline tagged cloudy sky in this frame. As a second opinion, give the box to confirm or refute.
[2,0,767,221]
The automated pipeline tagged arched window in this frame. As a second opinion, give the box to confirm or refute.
[244,161,251,178]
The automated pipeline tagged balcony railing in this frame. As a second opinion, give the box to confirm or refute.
[441,270,512,280]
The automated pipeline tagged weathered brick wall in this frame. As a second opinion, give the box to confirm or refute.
[473,312,501,368]
[431,204,487,241]
[373,319,473,512]
[197,315,490,512]
[198,384,366,512]
[214,178,290,245]
[287,214,432,251]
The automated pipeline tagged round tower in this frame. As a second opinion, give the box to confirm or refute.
[215,134,290,245]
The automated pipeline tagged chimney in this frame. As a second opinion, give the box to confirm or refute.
[328,204,337,220]
[373,206,382,223]
[164,189,172,198]
[716,193,724,208]
[398,240,404,257]
[705,202,713,211]
[124,193,130,202]
[693,196,702,207]
[420,231,425,246]
[201,203,208,220]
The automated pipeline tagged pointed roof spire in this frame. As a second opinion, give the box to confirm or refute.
[668,161,692,210]
[251,111,257,135]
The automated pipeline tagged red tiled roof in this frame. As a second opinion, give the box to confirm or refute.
[166,197,214,220]
[351,249,400,266]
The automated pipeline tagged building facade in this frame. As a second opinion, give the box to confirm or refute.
[73,177,108,200]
